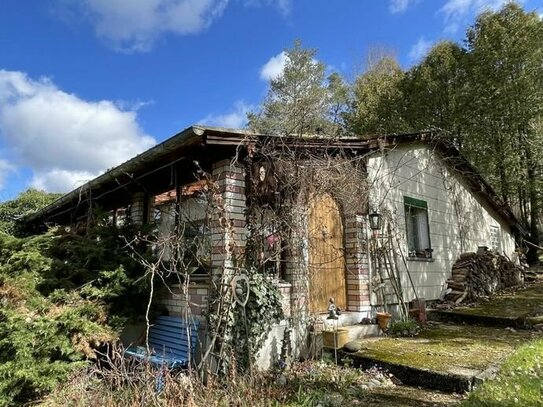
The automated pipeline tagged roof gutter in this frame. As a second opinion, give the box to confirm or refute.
[26,126,205,223]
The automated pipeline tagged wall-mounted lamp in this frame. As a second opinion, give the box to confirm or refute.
[368,211,382,231]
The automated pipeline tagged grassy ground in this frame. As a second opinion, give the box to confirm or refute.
[451,283,543,320]
[460,338,543,407]
[36,337,543,407]
[353,323,540,374]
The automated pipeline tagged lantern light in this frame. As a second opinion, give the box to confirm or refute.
[368,211,382,231]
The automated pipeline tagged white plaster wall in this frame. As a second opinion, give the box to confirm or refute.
[367,143,516,302]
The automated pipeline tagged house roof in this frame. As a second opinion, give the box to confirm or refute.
[25,125,521,233]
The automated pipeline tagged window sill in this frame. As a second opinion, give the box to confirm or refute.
[407,257,435,262]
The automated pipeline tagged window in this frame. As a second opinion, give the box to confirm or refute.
[404,196,432,259]
[490,225,501,251]
[151,196,211,279]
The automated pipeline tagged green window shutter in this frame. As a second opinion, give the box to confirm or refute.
[404,196,427,209]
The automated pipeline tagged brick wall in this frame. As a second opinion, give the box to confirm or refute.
[130,191,147,225]
[210,159,247,277]
[282,206,309,318]
[156,284,209,318]
[344,214,371,311]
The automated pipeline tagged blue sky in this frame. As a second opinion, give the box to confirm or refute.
[0,0,541,199]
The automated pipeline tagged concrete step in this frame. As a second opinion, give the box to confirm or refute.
[317,311,371,328]
[427,309,526,329]
[342,350,482,393]
[344,324,381,341]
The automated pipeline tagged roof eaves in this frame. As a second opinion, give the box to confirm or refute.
[26,125,204,223]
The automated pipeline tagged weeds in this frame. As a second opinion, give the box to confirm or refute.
[37,353,383,407]
[388,318,420,337]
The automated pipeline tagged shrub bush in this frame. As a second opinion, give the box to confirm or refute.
[0,227,149,406]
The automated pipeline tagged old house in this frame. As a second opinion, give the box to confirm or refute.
[27,125,520,368]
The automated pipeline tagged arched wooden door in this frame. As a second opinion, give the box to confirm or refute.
[308,193,347,313]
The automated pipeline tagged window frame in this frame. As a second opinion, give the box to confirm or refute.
[404,196,432,259]
[489,225,501,252]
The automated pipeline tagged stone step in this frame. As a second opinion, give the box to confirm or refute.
[344,324,381,341]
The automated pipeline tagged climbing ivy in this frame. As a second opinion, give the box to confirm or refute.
[206,268,284,374]
[232,270,284,370]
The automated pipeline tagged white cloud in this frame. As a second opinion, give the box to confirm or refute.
[62,0,229,52]
[408,37,434,62]
[31,169,97,192]
[243,0,291,16]
[200,101,253,128]
[0,70,155,193]
[389,0,410,13]
[440,0,525,30]
[260,51,288,81]
[0,159,14,190]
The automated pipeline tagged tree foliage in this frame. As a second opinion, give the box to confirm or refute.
[0,189,61,236]
[248,40,347,136]
[346,51,405,136]
[401,41,465,139]
[461,4,543,259]
[0,225,150,406]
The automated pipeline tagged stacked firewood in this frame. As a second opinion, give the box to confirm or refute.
[445,250,523,303]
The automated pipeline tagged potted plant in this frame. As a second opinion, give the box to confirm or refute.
[376,312,392,332]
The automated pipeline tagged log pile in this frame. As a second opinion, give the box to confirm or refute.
[445,250,523,303]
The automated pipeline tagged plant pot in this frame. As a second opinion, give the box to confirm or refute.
[376,312,392,332]
[322,328,349,349]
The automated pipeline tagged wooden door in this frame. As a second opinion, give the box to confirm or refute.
[308,193,347,313]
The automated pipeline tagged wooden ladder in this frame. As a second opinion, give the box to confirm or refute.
[371,229,409,319]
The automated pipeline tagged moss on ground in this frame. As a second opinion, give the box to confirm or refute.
[451,283,543,319]
[361,385,463,407]
[460,338,543,407]
[355,323,541,374]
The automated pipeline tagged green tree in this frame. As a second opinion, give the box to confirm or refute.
[461,3,543,259]
[326,72,350,128]
[401,41,465,140]
[0,189,61,235]
[346,51,405,136]
[248,40,346,136]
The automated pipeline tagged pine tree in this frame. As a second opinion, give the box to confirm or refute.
[248,40,346,136]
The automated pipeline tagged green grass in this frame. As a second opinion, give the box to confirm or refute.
[461,338,543,407]
[355,323,533,373]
